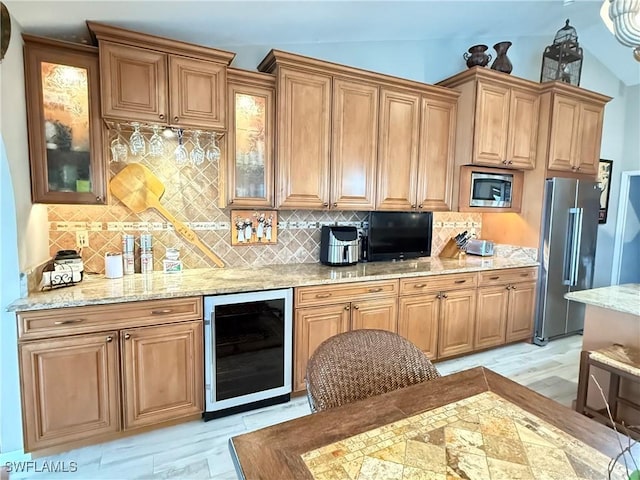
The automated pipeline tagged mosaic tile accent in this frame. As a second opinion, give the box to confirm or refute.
[47,140,482,273]
[301,391,627,480]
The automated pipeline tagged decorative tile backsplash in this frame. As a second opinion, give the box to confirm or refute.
[48,141,482,274]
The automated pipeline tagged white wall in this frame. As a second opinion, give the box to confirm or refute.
[0,14,44,455]
[619,176,640,284]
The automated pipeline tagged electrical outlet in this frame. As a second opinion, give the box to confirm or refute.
[76,230,89,248]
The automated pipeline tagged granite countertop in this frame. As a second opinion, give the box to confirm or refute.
[564,283,640,317]
[7,256,538,312]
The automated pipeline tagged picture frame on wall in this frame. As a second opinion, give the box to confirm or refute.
[231,210,278,246]
[598,159,613,224]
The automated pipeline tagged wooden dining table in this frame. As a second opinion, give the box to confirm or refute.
[229,367,638,480]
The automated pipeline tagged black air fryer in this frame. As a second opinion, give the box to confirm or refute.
[319,226,359,266]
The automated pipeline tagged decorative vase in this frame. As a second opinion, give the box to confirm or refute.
[491,41,513,74]
[463,44,492,68]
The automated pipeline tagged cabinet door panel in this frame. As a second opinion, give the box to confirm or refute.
[169,56,226,129]
[100,42,167,123]
[398,294,439,359]
[351,297,398,333]
[376,88,420,210]
[294,305,350,392]
[547,95,580,172]
[474,82,509,165]
[227,80,275,207]
[438,289,476,358]
[122,321,203,429]
[20,332,120,451]
[475,286,509,349]
[575,103,605,175]
[331,78,378,210]
[507,88,539,169]
[506,282,537,342]
[276,68,331,208]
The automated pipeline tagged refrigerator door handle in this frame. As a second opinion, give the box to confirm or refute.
[564,207,582,286]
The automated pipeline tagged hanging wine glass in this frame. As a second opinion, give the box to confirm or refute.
[149,125,165,157]
[174,129,189,167]
[190,130,205,166]
[205,132,221,163]
[129,122,146,156]
[110,125,128,163]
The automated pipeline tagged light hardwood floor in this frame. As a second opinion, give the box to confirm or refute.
[9,335,582,480]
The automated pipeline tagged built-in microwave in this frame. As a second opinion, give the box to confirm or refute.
[459,166,524,212]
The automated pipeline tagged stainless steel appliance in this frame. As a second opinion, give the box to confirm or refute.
[203,289,292,419]
[469,171,514,208]
[534,177,600,346]
[465,239,494,256]
[320,226,359,266]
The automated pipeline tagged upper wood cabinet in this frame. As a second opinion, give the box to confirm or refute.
[331,77,379,210]
[438,68,540,171]
[23,34,106,204]
[376,88,421,211]
[259,50,458,211]
[88,22,234,130]
[274,66,332,209]
[377,87,457,211]
[224,69,275,208]
[540,82,611,176]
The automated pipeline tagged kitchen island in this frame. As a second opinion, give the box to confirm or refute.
[565,284,640,426]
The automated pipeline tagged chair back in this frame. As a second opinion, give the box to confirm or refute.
[305,329,441,412]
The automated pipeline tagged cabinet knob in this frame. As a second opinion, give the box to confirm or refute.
[442,293,448,299]
[353,305,359,310]
[322,202,329,208]
[333,202,338,208]
[344,305,350,311]
[511,285,517,290]
[173,116,179,122]
[502,160,508,164]
[418,204,423,209]
[159,114,165,120]
[576,166,581,171]
[106,336,113,343]
[124,333,131,340]
[411,204,417,209]
[229,200,234,204]
[96,195,103,202]
[508,160,513,165]
[436,293,442,299]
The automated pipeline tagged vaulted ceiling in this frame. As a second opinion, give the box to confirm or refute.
[5,0,640,86]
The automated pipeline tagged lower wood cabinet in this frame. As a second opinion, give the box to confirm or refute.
[19,332,121,451]
[476,268,538,349]
[398,295,439,359]
[293,281,398,392]
[121,322,203,429]
[17,298,204,453]
[437,289,477,358]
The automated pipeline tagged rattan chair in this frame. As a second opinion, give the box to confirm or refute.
[305,329,441,413]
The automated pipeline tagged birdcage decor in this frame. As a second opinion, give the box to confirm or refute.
[540,19,583,86]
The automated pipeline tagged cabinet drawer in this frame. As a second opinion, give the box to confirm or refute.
[400,273,477,296]
[295,280,398,308]
[18,297,203,340]
[478,267,538,287]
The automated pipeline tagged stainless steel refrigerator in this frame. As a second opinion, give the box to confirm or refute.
[533,177,601,346]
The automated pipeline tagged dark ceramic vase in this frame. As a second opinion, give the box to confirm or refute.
[491,41,513,74]
[463,44,492,68]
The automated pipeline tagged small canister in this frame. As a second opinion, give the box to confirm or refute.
[104,252,123,279]
[140,250,153,273]
[122,234,135,275]
[140,233,153,251]
[122,234,134,253]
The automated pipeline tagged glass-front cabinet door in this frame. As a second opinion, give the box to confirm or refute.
[23,34,105,204]
[225,69,274,207]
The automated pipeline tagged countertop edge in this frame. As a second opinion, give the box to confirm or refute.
[8,260,539,313]
[564,284,640,317]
